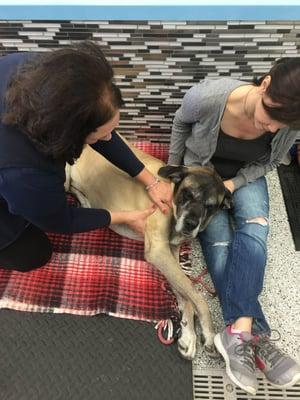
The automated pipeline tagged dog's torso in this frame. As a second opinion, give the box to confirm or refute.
[66,141,172,242]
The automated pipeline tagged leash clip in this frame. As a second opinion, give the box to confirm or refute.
[155,317,182,345]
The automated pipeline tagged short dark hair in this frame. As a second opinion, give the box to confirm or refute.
[253,57,300,129]
[2,41,124,164]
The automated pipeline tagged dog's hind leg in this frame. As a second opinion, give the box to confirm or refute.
[145,234,216,357]
[69,186,92,208]
[64,164,92,208]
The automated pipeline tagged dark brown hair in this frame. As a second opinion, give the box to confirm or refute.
[2,41,124,164]
[253,57,300,128]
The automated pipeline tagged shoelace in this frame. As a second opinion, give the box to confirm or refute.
[235,339,256,372]
[255,335,284,369]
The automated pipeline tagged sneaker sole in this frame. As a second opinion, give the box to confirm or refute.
[214,333,257,396]
[264,372,300,389]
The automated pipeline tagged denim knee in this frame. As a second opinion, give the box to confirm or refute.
[199,236,231,294]
[236,215,269,251]
[198,210,233,293]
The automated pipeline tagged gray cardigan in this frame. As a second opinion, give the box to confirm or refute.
[168,78,300,190]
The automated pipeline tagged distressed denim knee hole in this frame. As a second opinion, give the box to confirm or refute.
[245,217,268,227]
[212,241,230,247]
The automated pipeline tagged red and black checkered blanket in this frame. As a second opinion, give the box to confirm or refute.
[0,142,191,322]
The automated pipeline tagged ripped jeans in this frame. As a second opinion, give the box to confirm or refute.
[198,176,270,334]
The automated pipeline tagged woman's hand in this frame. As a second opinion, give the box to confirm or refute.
[109,205,157,236]
[147,180,173,214]
[223,179,235,193]
[135,167,173,214]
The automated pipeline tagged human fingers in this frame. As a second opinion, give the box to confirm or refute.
[157,182,173,209]
[153,199,168,214]
[144,204,157,216]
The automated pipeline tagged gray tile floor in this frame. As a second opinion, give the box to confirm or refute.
[191,169,300,370]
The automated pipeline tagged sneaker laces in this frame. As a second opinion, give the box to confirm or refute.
[255,331,283,369]
[235,338,256,372]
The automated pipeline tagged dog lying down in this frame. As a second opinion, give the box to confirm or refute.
[65,135,231,360]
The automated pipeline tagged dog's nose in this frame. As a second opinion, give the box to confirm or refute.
[184,217,199,231]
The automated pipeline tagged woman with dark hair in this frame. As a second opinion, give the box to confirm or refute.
[0,41,172,272]
[168,57,300,395]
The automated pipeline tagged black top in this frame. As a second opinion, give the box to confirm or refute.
[0,52,145,250]
[211,128,274,180]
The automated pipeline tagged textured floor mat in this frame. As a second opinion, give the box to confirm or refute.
[0,310,192,400]
[277,161,300,251]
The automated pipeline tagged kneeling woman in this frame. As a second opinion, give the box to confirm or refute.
[0,42,172,271]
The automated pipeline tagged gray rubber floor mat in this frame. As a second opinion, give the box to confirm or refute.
[277,161,300,251]
[0,310,193,400]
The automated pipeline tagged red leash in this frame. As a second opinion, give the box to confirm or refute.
[190,267,217,297]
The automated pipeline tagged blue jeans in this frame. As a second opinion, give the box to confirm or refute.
[198,177,271,334]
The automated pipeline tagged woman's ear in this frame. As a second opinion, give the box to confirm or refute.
[260,75,271,93]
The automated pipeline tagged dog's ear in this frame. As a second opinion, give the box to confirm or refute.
[221,188,233,209]
[158,165,188,183]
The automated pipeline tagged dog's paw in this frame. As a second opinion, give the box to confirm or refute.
[204,343,220,359]
[177,329,197,360]
[199,333,220,358]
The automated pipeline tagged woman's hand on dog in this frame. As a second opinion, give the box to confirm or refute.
[135,167,173,214]
[147,180,173,214]
[109,205,157,236]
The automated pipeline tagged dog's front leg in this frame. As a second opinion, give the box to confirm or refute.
[172,289,197,360]
[145,233,216,356]
[170,246,197,360]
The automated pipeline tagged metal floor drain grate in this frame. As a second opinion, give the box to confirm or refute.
[193,368,300,400]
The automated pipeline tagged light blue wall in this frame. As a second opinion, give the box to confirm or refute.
[0,5,300,20]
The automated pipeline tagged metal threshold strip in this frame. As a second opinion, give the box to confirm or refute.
[193,368,300,400]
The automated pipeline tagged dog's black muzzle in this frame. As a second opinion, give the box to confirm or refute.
[183,216,199,232]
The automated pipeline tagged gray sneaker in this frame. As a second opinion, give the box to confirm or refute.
[255,334,300,389]
[214,325,258,395]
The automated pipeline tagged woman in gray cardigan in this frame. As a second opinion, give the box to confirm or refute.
[168,57,300,395]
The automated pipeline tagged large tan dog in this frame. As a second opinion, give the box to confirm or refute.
[65,135,231,360]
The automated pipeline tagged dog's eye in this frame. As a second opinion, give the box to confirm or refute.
[182,190,194,201]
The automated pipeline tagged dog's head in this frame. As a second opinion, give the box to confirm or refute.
[158,165,232,239]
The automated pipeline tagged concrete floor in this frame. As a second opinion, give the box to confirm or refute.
[191,169,300,370]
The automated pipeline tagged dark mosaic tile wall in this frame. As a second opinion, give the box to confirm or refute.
[0,20,299,142]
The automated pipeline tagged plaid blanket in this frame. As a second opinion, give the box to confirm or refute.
[0,142,191,322]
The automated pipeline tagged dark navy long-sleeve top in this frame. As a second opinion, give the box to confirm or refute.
[0,52,145,249]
